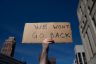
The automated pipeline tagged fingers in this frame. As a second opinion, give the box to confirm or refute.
[43,38,54,44]
[42,38,54,48]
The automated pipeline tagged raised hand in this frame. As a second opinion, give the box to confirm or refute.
[42,38,54,49]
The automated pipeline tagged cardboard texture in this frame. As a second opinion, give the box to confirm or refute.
[22,22,72,43]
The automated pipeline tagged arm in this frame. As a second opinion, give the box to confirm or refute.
[39,38,54,64]
[40,43,48,64]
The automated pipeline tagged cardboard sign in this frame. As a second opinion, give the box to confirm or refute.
[22,22,72,43]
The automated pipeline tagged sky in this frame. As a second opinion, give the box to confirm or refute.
[0,0,82,64]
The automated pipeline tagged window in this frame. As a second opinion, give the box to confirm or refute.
[82,52,87,64]
[92,15,96,27]
[76,54,79,64]
[78,53,83,64]
[84,15,87,23]
[92,0,95,2]
[88,6,91,11]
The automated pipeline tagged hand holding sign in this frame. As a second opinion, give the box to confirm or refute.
[22,22,72,64]
[43,38,54,43]
[42,38,54,49]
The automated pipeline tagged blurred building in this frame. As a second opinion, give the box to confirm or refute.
[0,37,26,64]
[1,37,16,57]
[74,45,87,64]
[77,0,96,64]
[0,53,26,64]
